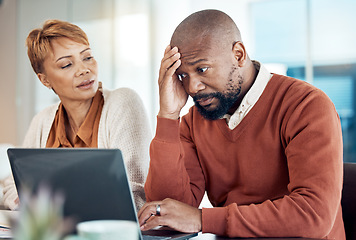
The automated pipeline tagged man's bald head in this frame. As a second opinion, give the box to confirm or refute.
[170,9,242,51]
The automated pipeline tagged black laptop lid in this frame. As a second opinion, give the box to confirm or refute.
[7,148,138,224]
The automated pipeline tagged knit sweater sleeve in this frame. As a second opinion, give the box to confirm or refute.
[202,88,344,238]
[22,104,59,148]
[146,80,344,239]
[145,114,206,207]
[98,88,152,210]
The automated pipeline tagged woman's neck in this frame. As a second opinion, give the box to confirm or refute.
[62,98,93,133]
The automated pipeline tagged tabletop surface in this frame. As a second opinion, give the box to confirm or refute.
[191,232,323,240]
[0,209,323,240]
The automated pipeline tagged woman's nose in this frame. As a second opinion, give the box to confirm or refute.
[76,63,90,77]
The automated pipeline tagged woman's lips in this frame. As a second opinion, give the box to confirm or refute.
[77,80,94,89]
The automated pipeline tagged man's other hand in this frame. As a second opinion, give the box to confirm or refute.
[157,45,188,120]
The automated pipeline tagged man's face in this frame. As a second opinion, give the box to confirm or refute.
[175,39,243,120]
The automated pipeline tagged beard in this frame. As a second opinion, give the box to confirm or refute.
[193,88,241,120]
[193,66,242,120]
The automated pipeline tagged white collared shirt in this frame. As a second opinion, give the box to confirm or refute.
[223,61,273,130]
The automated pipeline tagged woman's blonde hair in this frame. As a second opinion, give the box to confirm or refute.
[26,19,89,74]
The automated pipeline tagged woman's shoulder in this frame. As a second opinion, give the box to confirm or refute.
[31,103,59,122]
[22,103,59,147]
[102,87,143,107]
[103,87,140,100]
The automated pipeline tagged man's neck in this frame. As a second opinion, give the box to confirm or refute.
[227,61,258,115]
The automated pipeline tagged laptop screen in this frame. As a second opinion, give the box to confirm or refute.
[8,148,198,240]
[8,148,138,224]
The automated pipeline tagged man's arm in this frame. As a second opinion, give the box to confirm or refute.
[139,46,206,232]
[139,116,205,232]
[144,45,206,205]
[144,116,206,206]
[200,89,344,238]
[141,88,344,239]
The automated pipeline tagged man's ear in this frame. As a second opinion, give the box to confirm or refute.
[37,73,52,89]
[232,41,247,67]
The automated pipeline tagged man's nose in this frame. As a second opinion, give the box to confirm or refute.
[187,75,205,94]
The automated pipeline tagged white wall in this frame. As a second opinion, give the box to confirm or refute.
[0,0,72,146]
[16,0,70,146]
[0,0,250,145]
[0,0,17,145]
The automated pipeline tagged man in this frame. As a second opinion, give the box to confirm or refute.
[138,9,344,239]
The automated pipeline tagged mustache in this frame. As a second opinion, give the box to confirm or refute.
[193,92,222,102]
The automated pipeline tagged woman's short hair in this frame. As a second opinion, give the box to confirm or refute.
[26,19,89,74]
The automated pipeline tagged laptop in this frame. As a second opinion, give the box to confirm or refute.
[7,148,197,240]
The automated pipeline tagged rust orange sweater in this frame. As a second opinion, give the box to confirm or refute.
[145,74,345,239]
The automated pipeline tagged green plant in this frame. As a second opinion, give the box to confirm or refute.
[12,186,74,240]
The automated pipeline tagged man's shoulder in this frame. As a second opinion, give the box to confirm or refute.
[269,74,327,99]
[268,74,335,114]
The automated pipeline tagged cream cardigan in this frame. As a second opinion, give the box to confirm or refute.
[21,87,152,209]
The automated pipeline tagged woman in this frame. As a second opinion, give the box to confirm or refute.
[2,19,152,210]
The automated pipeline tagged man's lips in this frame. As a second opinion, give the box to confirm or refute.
[77,80,95,89]
[196,97,214,107]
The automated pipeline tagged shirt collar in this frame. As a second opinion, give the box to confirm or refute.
[53,103,72,148]
[222,60,272,122]
[76,90,103,146]
[52,90,103,148]
[242,61,272,107]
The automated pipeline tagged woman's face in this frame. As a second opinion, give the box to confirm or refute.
[38,37,98,104]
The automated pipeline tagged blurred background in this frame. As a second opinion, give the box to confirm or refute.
[0,0,355,163]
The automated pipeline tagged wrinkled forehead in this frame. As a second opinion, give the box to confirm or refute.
[175,35,230,65]
[179,44,213,65]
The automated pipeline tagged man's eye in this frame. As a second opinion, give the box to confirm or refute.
[177,73,188,81]
[197,67,208,73]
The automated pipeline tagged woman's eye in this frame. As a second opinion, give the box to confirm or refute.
[61,63,72,69]
[197,67,208,73]
[84,56,94,61]
[177,73,188,81]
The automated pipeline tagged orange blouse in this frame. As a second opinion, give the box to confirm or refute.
[46,90,104,148]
